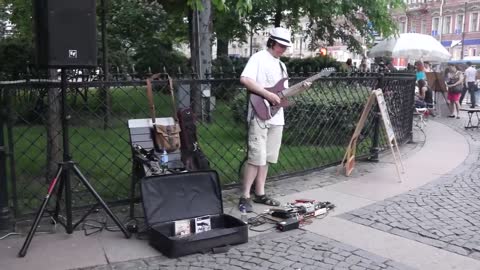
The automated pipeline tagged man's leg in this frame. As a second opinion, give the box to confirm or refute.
[254,165,268,196]
[460,87,468,105]
[242,163,258,198]
[252,125,282,206]
[469,83,477,107]
[239,117,267,211]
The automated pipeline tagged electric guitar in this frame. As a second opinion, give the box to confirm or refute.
[250,68,335,120]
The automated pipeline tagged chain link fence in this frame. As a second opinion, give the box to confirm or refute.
[0,71,415,219]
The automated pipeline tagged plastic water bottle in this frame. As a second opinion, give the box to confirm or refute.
[239,205,248,224]
[160,148,168,172]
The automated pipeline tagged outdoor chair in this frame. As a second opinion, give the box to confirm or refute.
[127,118,183,219]
[413,107,428,130]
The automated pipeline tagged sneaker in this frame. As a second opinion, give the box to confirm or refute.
[238,197,253,213]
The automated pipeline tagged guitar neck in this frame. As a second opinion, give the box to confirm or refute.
[281,72,327,98]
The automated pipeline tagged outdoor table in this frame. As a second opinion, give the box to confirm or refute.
[460,108,480,129]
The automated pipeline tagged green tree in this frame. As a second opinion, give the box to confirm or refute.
[214,0,404,55]
[0,4,8,38]
[1,0,31,40]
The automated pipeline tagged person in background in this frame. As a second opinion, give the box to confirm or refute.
[387,62,396,72]
[415,61,427,82]
[463,61,477,108]
[424,62,432,72]
[378,60,387,73]
[345,58,355,73]
[416,79,435,116]
[359,57,369,72]
[238,27,312,212]
[446,64,465,119]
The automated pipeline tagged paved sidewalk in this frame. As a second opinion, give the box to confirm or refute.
[1,113,479,270]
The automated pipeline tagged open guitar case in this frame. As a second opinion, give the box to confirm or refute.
[141,170,248,258]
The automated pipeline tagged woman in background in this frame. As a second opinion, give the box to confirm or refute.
[446,64,464,119]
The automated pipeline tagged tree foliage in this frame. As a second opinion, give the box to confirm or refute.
[215,0,404,54]
[106,0,187,71]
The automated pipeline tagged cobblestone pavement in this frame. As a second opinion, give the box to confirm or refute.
[77,230,415,270]
[341,116,480,260]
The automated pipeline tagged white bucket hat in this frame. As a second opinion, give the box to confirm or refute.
[270,27,292,47]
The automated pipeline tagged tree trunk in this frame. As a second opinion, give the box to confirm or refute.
[189,0,212,119]
[216,38,229,58]
[274,2,283,27]
[46,69,62,182]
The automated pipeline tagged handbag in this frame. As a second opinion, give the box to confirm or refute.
[146,74,181,153]
[448,73,463,94]
[449,84,463,94]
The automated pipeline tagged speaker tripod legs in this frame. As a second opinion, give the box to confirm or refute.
[18,165,64,257]
[18,161,131,258]
[70,163,131,238]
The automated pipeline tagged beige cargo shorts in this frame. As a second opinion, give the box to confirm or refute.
[247,118,283,166]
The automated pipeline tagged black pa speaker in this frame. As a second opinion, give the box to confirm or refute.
[34,0,97,68]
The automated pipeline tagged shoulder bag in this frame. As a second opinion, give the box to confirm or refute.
[146,74,181,152]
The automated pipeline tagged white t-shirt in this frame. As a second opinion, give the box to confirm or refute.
[241,50,287,125]
[465,66,477,83]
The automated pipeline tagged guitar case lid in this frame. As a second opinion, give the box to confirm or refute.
[141,170,223,227]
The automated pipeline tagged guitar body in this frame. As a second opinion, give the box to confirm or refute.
[250,78,289,121]
[248,68,335,121]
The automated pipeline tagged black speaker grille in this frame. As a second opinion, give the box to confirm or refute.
[35,0,97,68]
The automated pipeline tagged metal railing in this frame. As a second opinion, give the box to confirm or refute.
[0,70,416,220]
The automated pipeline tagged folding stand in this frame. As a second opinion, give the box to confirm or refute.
[18,68,131,257]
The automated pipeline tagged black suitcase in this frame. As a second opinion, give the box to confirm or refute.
[141,170,248,258]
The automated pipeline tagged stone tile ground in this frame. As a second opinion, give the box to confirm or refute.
[342,116,480,260]
[77,230,415,270]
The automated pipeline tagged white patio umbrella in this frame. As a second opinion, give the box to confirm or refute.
[368,33,451,62]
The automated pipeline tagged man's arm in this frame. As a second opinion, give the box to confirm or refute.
[240,76,281,105]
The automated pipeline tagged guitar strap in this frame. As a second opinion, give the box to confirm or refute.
[279,61,287,79]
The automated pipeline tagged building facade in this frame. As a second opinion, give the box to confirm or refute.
[392,0,480,60]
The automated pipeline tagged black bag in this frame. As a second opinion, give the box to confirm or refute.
[449,84,463,94]
[448,73,463,94]
[141,170,248,258]
[177,108,210,171]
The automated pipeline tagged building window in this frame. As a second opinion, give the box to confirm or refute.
[470,12,478,32]
[456,14,464,34]
[421,20,426,34]
[399,20,406,33]
[443,16,452,34]
[410,20,416,33]
[432,17,440,35]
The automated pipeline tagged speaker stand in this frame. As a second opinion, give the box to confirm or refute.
[18,68,131,257]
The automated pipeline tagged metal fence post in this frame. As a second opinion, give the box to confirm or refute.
[0,88,12,230]
[367,74,384,162]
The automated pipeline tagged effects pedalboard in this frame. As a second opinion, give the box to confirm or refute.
[270,199,336,232]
